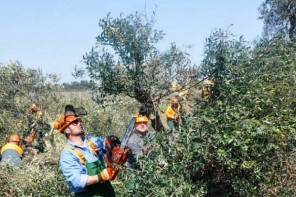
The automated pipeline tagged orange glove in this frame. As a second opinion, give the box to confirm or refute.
[99,167,116,181]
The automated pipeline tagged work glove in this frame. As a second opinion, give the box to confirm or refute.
[99,166,122,181]
[99,167,113,181]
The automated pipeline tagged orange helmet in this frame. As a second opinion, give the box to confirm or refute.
[135,114,149,123]
[171,97,179,104]
[54,114,80,133]
[7,134,21,143]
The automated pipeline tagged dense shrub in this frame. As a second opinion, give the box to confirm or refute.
[115,33,296,196]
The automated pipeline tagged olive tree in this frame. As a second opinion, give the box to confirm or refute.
[116,30,296,196]
[0,62,60,141]
[259,0,296,40]
[83,12,198,131]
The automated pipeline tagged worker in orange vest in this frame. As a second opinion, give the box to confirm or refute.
[0,134,24,167]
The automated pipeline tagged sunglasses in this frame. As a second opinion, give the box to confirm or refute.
[71,120,81,126]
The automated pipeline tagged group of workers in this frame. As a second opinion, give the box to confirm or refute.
[0,99,53,167]
[0,96,182,196]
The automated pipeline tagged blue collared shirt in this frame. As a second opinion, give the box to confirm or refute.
[59,136,105,193]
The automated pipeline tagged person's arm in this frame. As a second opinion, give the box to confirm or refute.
[59,140,116,192]
[60,147,112,189]
[86,175,100,186]
[60,149,89,192]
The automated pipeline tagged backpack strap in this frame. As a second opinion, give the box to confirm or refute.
[64,139,98,165]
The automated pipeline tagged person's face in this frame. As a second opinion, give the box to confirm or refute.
[66,120,84,136]
[135,122,148,135]
[172,103,179,108]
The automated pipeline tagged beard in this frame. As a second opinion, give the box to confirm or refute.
[77,128,85,135]
[71,126,85,136]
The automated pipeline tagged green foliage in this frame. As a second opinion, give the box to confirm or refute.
[2,8,296,197]
[259,0,296,40]
[0,62,61,142]
[83,12,196,103]
[62,80,94,90]
[200,29,251,102]
[197,31,296,195]
[83,11,199,131]
[116,30,296,196]
[0,162,73,197]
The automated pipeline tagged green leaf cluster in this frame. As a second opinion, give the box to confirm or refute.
[117,31,296,196]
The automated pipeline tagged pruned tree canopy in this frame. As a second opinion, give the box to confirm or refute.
[83,12,199,130]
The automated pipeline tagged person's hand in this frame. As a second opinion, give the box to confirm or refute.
[99,167,121,181]
[99,167,113,181]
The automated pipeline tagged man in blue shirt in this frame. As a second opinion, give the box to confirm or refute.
[54,107,116,197]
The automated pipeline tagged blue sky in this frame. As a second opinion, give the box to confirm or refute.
[0,0,263,83]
